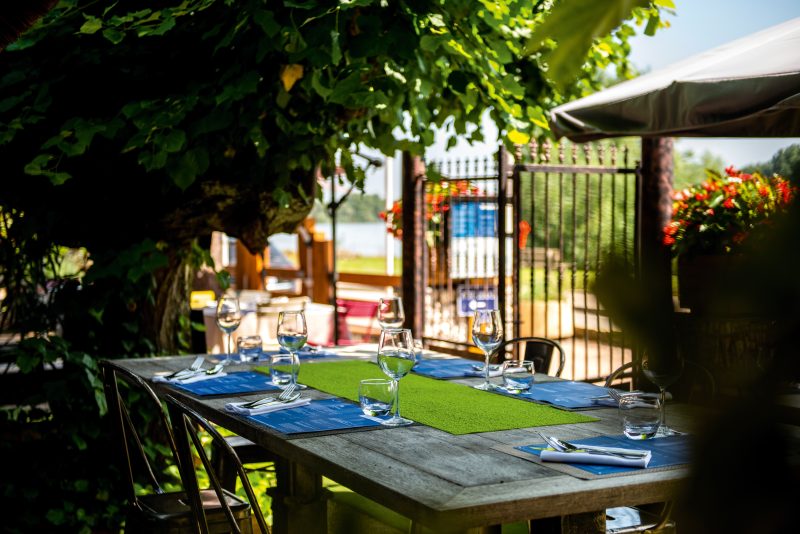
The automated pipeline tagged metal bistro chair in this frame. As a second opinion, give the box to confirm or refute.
[602,358,716,534]
[166,394,270,534]
[496,336,566,377]
[100,360,252,533]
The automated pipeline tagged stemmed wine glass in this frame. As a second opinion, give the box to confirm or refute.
[377,328,416,426]
[215,296,242,363]
[641,350,685,437]
[472,309,503,391]
[277,310,307,391]
[377,296,405,329]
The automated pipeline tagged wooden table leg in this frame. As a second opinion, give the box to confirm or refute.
[269,457,327,534]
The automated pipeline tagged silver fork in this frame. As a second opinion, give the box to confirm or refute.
[549,436,648,459]
[165,356,205,379]
[240,384,298,409]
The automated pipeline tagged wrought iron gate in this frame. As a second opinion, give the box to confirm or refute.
[512,141,641,382]
[416,142,641,383]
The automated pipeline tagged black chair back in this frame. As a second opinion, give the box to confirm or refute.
[165,394,269,534]
[497,337,566,377]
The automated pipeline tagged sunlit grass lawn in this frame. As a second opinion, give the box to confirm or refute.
[337,256,401,274]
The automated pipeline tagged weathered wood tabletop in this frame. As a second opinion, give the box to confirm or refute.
[113,352,699,534]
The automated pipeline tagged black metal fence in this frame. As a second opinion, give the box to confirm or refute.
[418,142,641,383]
[419,156,512,356]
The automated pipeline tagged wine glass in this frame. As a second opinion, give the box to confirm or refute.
[472,309,503,391]
[641,350,684,437]
[377,296,405,329]
[377,328,416,426]
[215,296,242,363]
[277,310,307,391]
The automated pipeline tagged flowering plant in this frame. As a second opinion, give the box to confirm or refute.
[663,166,795,257]
[379,180,481,239]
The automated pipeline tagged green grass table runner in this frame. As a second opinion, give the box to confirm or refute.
[259,360,596,435]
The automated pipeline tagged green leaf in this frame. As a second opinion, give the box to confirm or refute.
[46,509,66,526]
[653,0,676,7]
[102,28,125,44]
[524,0,650,89]
[162,129,186,153]
[253,9,280,37]
[168,147,209,190]
[79,17,103,35]
[311,70,332,99]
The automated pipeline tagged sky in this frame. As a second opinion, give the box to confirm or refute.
[361,0,800,197]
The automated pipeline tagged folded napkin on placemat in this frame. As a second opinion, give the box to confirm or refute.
[508,434,691,479]
[225,397,311,416]
[412,358,502,379]
[540,448,651,468]
[509,380,621,410]
[153,371,227,384]
[154,371,280,396]
[247,398,387,435]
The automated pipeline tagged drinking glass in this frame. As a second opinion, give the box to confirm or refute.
[216,296,242,362]
[237,335,263,362]
[277,310,307,390]
[641,350,684,437]
[619,392,661,440]
[501,360,535,394]
[471,309,503,391]
[270,353,299,389]
[359,379,394,417]
[377,328,416,426]
[377,296,405,329]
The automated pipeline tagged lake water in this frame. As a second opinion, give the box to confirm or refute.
[269,222,400,257]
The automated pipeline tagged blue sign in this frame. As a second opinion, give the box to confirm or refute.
[457,286,498,317]
[451,200,497,238]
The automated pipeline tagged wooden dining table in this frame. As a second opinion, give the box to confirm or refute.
[114,350,701,534]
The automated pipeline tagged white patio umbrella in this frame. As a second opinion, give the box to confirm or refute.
[549,17,800,142]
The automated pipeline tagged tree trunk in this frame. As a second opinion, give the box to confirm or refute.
[143,245,195,354]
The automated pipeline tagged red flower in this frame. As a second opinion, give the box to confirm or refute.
[663,235,675,246]
[723,197,736,209]
[664,221,680,236]
[759,185,770,197]
[740,173,752,181]
[725,165,739,177]
[703,181,718,192]
[724,184,738,196]
[705,208,715,216]
[694,192,708,201]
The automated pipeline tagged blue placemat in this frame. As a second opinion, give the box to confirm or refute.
[170,371,281,396]
[503,380,619,410]
[516,434,691,476]
[411,357,487,379]
[248,398,389,435]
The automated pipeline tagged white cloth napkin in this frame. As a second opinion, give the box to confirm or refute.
[225,397,311,416]
[152,371,228,384]
[540,448,651,468]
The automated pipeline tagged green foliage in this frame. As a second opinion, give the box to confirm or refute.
[744,143,800,184]
[309,193,386,223]
[674,148,726,191]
